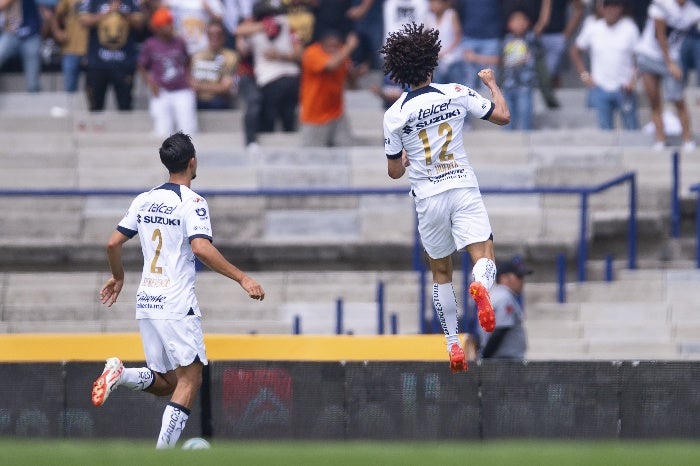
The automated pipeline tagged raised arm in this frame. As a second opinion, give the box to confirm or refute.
[478,68,510,126]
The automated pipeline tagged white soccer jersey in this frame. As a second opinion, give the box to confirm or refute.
[117,183,213,320]
[383,83,494,200]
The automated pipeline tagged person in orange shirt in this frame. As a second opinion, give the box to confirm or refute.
[299,29,361,147]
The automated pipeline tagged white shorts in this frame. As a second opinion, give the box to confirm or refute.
[138,315,208,374]
[415,187,492,259]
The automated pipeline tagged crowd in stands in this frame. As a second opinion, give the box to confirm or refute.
[4,0,700,149]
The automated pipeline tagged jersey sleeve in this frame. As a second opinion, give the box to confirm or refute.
[117,196,141,238]
[383,106,405,158]
[463,87,494,121]
[184,196,213,242]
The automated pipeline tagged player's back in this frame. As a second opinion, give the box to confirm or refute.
[119,183,212,319]
[383,82,494,199]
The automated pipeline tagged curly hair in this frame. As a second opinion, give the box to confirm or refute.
[379,22,441,88]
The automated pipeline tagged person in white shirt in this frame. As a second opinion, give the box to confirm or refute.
[381,22,510,374]
[425,0,463,84]
[165,0,224,55]
[635,0,700,151]
[91,132,265,449]
[383,0,429,39]
[570,0,640,130]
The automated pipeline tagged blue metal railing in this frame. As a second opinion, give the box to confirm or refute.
[1,174,638,333]
[671,151,681,239]
[690,183,700,268]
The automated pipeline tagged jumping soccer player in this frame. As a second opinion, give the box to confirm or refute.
[92,132,265,448]
[380,22,510,373]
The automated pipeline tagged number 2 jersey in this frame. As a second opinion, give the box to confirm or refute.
[117,183,213,320]
[383,83,494,200]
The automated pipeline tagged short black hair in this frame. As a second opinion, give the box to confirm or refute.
[159,132,195,173]
[379,22,440,88]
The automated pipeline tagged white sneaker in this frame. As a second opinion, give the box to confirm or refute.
[652,140,666,152]
[682,140,697,153]
[246,142,261,155]
[91,357,124,406]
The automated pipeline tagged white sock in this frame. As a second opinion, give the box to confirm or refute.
[120,367,155,391]
[156,402,190,449]
[472,257,496,290]
[433,283,460,350]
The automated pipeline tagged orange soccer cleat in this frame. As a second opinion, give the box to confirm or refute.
[449,343,468,373]
[92,357,124,407]
[470,281,495,332]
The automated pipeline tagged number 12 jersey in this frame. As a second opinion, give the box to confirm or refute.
[383,83,494,200]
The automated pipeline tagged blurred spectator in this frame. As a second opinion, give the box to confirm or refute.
[352,0,382,70]
[284,0,315,45]
[681,0,700,85]
[504,0,585,107]
[635,0,700,151]
[541,0,585,87]
[236,3,303,134]
[235,23,262,152]
[456,0,503,91]
[383,0,429,38]
[221,0,254,48]
[164,0,224,55]
[370,71,409,110]
[299,30,361,146]
[0,0,43,92]
[309,0,373,82]
[425,0,462,84]
[570,0,639,131]
[51,0,89,92]
[478,256,532,360]
[191,19,239,110]
[501,8,537,131]
[79,0,145,111]
[138,7,197,137]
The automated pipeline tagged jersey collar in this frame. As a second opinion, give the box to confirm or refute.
[401,85,445,109]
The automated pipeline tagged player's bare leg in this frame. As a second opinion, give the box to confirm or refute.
[465,240,497,332]
[429,255,467,373]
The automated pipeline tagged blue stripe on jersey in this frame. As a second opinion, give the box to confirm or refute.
[481,101,495,120]
[155,183,183,200]
[117,225,137,238]
[189,234,212,242]
[386,151,403,160]
[400,85,445,110]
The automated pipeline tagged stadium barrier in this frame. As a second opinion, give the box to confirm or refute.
[0,335,698,441]
[0,175,638,334]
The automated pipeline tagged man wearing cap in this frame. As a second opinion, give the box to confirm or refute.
[138,7,198,138]
[478,256,532,360]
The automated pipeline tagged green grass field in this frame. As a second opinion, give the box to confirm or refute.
[1,439,699,466]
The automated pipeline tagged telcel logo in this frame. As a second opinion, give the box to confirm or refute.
[417,99,451,120]
[148,203,175,214]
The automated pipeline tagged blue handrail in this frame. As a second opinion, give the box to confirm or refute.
[0,175,638,332]
[690,183,700,268]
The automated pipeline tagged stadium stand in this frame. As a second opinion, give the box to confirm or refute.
[1,69,700,362]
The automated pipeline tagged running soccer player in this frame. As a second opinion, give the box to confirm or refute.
[380,23,510,373]
[91,132,265,448]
